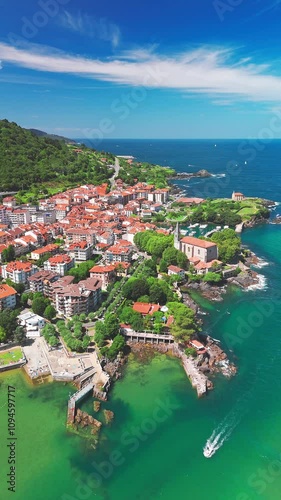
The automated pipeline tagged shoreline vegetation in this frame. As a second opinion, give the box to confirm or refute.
[0,119,275,445]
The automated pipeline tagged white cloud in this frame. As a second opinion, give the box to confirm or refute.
[1,42,281,103]
[59,10,121,48]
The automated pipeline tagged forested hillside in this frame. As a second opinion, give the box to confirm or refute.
[0,119,115,191]
[28,128,76,144]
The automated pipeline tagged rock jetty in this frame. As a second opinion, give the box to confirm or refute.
[170,169,212,179]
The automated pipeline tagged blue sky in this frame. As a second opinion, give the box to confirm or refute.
[1,0,281,139]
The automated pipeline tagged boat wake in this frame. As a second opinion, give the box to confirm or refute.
[211,173,226,178]
[203,412,241,459]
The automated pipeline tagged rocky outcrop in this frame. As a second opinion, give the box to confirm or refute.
[103,358,125,380]
[93,401,101,412]
[189,281,227,301]
[170,169,212,179]
[200,336,237,378]
[75,409,102,434]
[104,410,114,424]
[227,269,260,288]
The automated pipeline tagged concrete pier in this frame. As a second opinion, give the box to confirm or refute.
[173,343,208,397]
[235,222,244,233]
[67,382,94,424]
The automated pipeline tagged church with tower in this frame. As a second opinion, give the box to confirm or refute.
[174,224,218,263]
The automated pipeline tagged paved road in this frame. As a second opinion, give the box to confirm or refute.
[109,157,120,188]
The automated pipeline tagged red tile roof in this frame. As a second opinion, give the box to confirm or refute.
[133,302,151,315]
[32,244,59,255]
[0,284,17,299]
[168,265,184,273]
[133,302,160,315]
[5,261,32,272]
[181,236,217,249]
[48,254,72,264]
[90,265,116,274]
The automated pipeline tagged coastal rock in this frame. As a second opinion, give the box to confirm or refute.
[170,169,212,179]
[181,291,199,312]
[189,282,226,301]
[74,409,103,432]
[104,410,114,425]
[203,336,237,378]
[228,269,259,289]
[93,401,101,412]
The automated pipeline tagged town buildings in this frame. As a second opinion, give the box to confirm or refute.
[28,270,59,296]
[31,244,60,261]
[1,261,38,283]
[44,254,74,276]
[89,264,116,290]
[66,241,93,261]
[0,284,17,310]
[105,244,133,264]
[54,277,102,317]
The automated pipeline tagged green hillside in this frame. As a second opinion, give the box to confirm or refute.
[0,119,115,192]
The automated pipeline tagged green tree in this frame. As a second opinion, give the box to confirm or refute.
[185,347,197,358]
[67,260,96,283]
[119,306,144,332]
[107,334,125,359]
[0,309,19,340]
[149,283,167,305]
[32,296,48,316]
[44,305,56,321]
[123,278,149,301]
[2,245,15,263]
[48,336,59,347]
[159,259,168,273]
[176,251,188,270]
[94,321,106,346]
[20,292,29,307]
[162,247,178,266]
[82,335,91,350]
[13,326,26,345]
[0,326,6,342]
[211,229,241,263]
[203,272,222,284]
[104,314,120,339]
[167,302,198,342]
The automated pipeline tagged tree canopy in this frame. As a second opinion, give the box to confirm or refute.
[167,302,198,342]
[210,229,241,263]
[0,119,113,191]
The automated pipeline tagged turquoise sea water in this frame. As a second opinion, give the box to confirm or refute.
[1,140,281,499]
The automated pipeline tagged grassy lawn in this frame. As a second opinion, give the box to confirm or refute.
[167,215,188,222]
[0,348,23,366]
[238,206,259,218]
